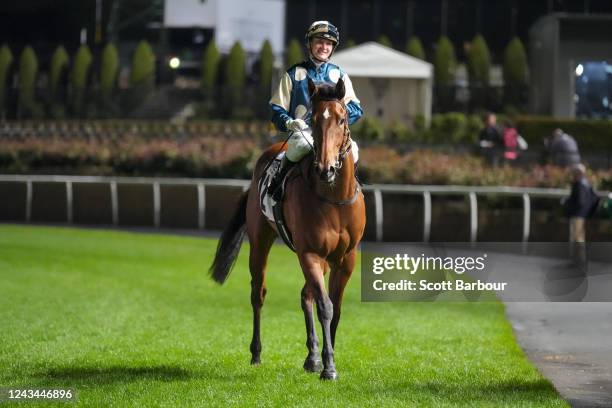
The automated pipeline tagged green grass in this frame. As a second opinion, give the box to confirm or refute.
[0,225,567,407]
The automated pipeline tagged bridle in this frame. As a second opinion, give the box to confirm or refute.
[307,99,361,206]
[311,100,352,172]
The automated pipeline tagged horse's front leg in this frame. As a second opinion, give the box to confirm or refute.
[301,284,322,372]
[299,252,337,380]
[329,249,355,348]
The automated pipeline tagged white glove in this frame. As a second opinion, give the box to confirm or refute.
[286,118,308,132]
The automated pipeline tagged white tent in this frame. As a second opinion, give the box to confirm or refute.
[331,42,433,125]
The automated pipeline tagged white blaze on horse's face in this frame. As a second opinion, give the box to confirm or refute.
[323,107,330,120]
[314,101,347,184]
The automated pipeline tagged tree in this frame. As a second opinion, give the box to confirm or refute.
[18,46,41,118]
[503,37,527,86]
[125,40,155,114]
[285,38,303,68]
[50,46,69,102]
[70,45,93,117]
[49,46,70,117]
[433,36,456,85]
[254,40,275,119]
[201,40,220,98]
[225,41,246,116]
[503,37,528,108]
[130,40,155,89]
[377,35,393,48]
[100,43,119,99]
[406,36,425,60]
[467,34,491,86]
[258,40,274,93]
[344,38,356,49]
[0,45,13,118]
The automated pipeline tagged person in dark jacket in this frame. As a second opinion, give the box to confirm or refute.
[547,128,581,167]
[479,113,503,167]
[564,164,594,268]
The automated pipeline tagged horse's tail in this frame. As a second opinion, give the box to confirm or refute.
[209,190,249,284]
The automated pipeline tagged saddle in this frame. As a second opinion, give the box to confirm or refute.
[258,152,297,252]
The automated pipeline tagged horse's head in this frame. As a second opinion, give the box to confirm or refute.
[308,78,351,184]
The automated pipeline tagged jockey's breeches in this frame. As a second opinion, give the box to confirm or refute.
[285,129,359,163]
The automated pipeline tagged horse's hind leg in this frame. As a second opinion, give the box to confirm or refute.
[248,219,275,365]
[329,249,355,348]
[301,283,322,372]
[299,253,337,380]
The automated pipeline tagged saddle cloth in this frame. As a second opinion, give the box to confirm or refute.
[258,151,286,222]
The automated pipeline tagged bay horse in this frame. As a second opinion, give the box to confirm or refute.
[209,78,366,380]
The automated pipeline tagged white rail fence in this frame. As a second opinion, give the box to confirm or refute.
[1,174,605,242]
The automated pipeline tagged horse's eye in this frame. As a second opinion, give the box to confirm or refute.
[338,118,345,125]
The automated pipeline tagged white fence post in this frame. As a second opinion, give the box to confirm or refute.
[423,191,431,242]
[469,192,478,243]
[374,188,383,242]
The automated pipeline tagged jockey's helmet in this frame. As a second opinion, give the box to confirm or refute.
[305,21,339,56]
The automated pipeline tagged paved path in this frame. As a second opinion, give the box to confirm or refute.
[505,302,612,407]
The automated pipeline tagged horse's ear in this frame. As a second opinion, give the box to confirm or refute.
[335,77,345,100]
[308,78,317,98]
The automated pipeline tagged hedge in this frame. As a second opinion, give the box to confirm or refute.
[2,135,611,189]
[515,116,612,151]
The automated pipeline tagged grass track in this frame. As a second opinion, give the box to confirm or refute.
[0,225,567,407]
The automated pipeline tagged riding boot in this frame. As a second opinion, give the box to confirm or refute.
[269,156,295,202]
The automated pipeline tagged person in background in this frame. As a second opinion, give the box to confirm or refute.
[502,119,519,163]
[479,113,503,167]
[546,128,581,167]
[564,163,598,269]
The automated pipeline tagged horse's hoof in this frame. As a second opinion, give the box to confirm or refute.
[250,356,261,365]
[319,369,338,380]
[303,358,323,372]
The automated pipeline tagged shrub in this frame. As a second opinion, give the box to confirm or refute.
[225,42,246,116]
[405,36,425,60]
[70,45,93,117]
[18,46,42,118]
[467,34,491,86]
[429,113,463,143]
[285,38,303,68]
[503,37,528,87]
[388,120,415,142]
[433,36,456,86]
[515,116,612,151]
[258,40,274,95]
[503,37,528,107]
[377,35,392,48]
[201,40,220,98]
[0,44,13,117]
[344,39,356,49]
[353,116,384,141]
[130,40,155,88]
[100,43,119,99]
[50,46,69,100]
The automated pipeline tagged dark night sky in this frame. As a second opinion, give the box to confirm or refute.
[2,0,612,62]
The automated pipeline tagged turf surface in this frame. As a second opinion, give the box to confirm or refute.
[0,225,567,407]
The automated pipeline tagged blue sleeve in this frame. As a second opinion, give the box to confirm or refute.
[270,104,291,132]
[346,100,363,125]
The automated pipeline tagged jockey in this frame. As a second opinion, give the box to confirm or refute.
[268,20,363,200]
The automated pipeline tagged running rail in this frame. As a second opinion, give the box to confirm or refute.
[1,174,607,242]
